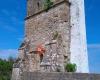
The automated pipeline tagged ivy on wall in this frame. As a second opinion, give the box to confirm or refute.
[44,0,53,11]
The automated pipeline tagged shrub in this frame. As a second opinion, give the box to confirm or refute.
[0,58,14,80]
[65,63,77,72]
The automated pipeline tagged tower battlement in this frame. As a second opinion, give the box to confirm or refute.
[27,0,69,17]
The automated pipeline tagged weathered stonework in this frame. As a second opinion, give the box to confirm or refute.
[12,0,89,80]
[25,1,70,72]
[22,72,100,80]
[27,0,69,17]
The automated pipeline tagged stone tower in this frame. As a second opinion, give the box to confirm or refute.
[25,0,71,72]
[12,0,89,79]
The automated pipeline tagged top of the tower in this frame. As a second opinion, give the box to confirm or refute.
[27,0,69,18]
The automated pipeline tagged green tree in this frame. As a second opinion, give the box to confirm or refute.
[0,58,14,80]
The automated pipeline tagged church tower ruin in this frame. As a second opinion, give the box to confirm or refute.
[12,0,89,79]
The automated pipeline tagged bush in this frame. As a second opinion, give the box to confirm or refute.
[0,58,14,80]
[65,63,77,72]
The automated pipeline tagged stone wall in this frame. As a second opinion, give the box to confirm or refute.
[11,68,20,80]
[22,72,100,80]
[25,2,70,72]
[27,0,69,17]
[26,0,89,73]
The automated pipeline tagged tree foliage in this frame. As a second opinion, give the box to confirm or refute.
[0,58,14,80]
